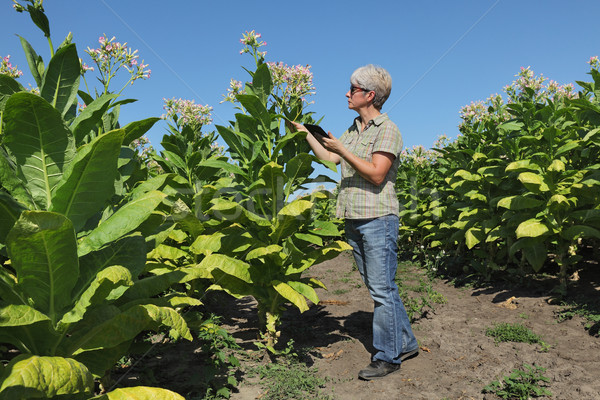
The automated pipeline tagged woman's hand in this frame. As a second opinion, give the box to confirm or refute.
[287,120,341,164]
[287,120,308,133]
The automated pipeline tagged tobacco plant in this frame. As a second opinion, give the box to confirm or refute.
[191,33,351,349]
[0,4,194,398]
[397,63,600,292]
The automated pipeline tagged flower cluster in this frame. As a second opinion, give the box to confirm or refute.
[79,58,94,75]
[221,79,246,104]
[11,0,39,13]
[162,97,213,131]
[503,66,575,103]
[460,66,577,130]
[267,62,316,104]
[84,35,150,93]
[399,144,439,166]
[588,56,599,71]
[131,135,163,173]
[0,55,23,78]
[239,30,267,61]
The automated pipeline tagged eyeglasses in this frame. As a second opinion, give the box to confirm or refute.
[349,85,372,95]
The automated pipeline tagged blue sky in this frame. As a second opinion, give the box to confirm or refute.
[2,0,600,184]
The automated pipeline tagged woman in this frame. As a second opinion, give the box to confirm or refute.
[290,64,418,380]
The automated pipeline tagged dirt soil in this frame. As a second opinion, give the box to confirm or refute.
[115,251,600,399]
[223,252,600,400]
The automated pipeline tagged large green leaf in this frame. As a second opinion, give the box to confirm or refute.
[59,266,133,326]
[0,150,34,209]
[249,63,272,105]
[115,266,210,306]
[18,35,44,87]
[561,225,600,241]
[287,280,319,305]
[505,159,540,172]
[496,195,544,210]
[0,74,25,111]
[3,92,76,210]
[518,172,550,192]
[522,242,547,272]
[236,94,271,130]
[198,253,252,284]
[0,355,94,399]
[555,140,581,156]
[288,240,353,274]
[216,125,251,162]
[272,280,308,313]
[259,161,287,214]
[6,211,79,321]
[40,43,81,117]
[515,218,550,239]
[92,386,186,400]
[284,153,315,199]
[70,93,119,145]
[195,158,245,179]
[122,117,161,146]
[0,192,26,244]
[246,244,283,261]
[77,190,167,256]
[465,227,485,249]
[453,169,481,181]
[270,199,312,243]
[68,304,191,355]
[50,129,124,231]
[77,234,146,299]
[0,304,50,327]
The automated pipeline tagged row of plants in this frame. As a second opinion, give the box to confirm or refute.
[396,61,600,294]
[0,2,347,398]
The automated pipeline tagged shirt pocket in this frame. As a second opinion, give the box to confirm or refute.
[356,137,375,161]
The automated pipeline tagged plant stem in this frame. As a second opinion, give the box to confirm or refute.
[47,36,54,57]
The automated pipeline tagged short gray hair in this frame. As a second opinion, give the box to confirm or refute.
[350,64,392,110]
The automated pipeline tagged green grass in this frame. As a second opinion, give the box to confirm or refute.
[556,301,600,336]
[482,364,552,399]
[332,288,349,295]
[396,264,447,323]
[485,322,542,345]
[246,357,333,400]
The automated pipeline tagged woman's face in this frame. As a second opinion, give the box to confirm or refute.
[346,84,372,111]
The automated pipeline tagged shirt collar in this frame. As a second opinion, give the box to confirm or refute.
[353,113,388,131]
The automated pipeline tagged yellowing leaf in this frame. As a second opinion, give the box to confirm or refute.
[516,219,550,239]
[548,159,565,172]
[93,386,186,400]
[246,245,283,261]
[518,172,550,192]
[0,355,93,398]
[272,280,308,313]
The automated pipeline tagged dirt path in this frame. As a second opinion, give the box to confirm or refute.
[228,252,600,400]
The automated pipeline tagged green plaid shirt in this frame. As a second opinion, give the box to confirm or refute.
[336,113,403,219]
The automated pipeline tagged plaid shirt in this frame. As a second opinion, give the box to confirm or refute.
[336,113,403,219]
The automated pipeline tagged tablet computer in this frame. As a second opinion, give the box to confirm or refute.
[304,123,329,138]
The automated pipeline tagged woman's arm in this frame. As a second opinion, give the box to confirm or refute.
[288,121,341,164]
[288,120,394,186]
[327,143,394,186]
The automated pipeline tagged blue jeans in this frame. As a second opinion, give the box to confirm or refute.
[345,214,418,364]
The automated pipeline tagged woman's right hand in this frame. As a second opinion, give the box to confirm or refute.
[286,120,309,133]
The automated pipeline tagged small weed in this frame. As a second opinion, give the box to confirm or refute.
[247,356,333,400]
[519,313,529,319]
[333,288,349,295]
[485,322,542,345]
[186,312,241,399]
[556,302,600,336]
[482,364,552,399]
[396,273,446,323]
